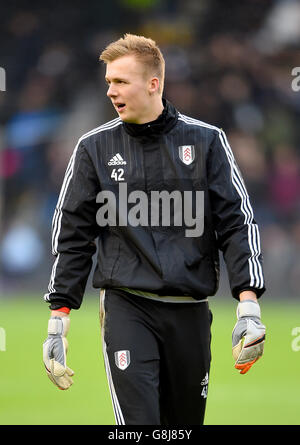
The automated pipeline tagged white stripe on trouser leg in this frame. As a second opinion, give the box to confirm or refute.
[100,290,125,425]
[100,290,121,424]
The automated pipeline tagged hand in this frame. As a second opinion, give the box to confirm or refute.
[43,316,74,389]
[232,300,265,374]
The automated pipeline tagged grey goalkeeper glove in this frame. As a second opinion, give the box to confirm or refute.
[43,316,74,390]
[232,300,266,374]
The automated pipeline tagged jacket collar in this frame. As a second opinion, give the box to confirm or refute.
[123,98,178,139]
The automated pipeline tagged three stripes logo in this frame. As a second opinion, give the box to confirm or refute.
[114,350,131,370]
[201,372,209,399]
[108,153,127,166]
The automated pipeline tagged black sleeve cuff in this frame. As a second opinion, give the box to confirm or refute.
[232,286,266,301]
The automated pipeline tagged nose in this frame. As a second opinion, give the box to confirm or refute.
[107,83,117,98]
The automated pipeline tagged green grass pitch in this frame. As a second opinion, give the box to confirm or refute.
[0,294,299,425]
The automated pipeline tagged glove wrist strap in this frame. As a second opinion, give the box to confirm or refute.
[237,300,261,319]
[48,316,70,336]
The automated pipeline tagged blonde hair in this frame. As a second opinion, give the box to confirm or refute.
[99,33,165,95]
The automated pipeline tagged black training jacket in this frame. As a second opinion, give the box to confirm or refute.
[44,100,265,309]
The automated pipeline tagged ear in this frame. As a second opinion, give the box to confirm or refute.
[148,77,160,95]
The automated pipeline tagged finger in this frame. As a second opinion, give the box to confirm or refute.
[51,360,67,377]
[232,339,243,361]
[66,367,75,376]
[235,357,258,374]
[44,362,72,390]
[240,343,264,364]
[244,333,265,349]
[46,371,58,386]
[57,375,73,390]
[46,361,74,389]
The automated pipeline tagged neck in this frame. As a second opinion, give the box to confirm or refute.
[123,98,178,139]
[137,97,164,124]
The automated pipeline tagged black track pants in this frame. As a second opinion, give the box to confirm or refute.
[100,288,212,425]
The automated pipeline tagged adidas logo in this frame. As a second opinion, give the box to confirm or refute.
[108,153,127,166]
[201,372,209,386]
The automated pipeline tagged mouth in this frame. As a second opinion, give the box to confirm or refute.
[115,103,126,112]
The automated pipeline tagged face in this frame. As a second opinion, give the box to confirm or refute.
[105,54,159,124]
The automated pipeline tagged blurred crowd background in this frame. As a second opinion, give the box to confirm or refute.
[0,0,299,300]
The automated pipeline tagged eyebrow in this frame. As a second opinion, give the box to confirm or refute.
[105,76,127,83]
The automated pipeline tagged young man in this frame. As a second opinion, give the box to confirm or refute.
[43,34,266,425]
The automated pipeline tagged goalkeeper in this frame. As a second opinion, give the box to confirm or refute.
[43,33,266,424]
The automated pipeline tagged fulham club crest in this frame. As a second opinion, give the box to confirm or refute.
[114,350,131,370]
[178,145,195,165]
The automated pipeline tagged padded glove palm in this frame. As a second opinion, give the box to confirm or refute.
[232,300,265,374]
[43,316,74,390]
